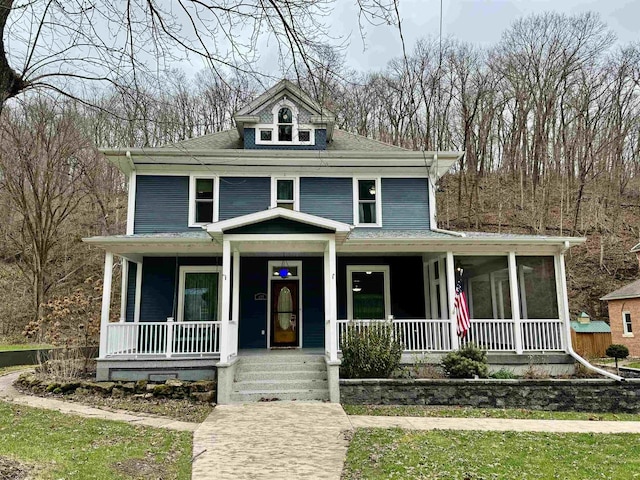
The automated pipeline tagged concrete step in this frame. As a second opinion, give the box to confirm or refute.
[239,354,325,365]
[230,389,330,403]
[237,362,326,374]
[236,370,328,382]
[233,379,328,392]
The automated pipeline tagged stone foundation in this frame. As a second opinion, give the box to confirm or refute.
[340,378,640,413]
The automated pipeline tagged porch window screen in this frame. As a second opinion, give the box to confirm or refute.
[357,180,377,224]
[276,179,294,209]
[460,256,511,319]
[183,272,219,321]
[516,256,558,319]
[195,178,214,223]
[352,271,385,319]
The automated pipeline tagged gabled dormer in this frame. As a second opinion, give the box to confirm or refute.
[233,80,335,150]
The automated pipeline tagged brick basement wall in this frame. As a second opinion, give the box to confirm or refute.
[340,378,640,413]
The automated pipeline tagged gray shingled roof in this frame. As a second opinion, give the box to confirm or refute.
[163,128,407,152]
[600,278,640,301]
[348,229,458,239]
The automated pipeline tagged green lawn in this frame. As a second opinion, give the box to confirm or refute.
[343,428,640,479]
[344,404,640,421]
[626,362,640,369]
[0,344,51,351]
[0,401,192,479]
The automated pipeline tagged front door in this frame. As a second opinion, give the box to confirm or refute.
[271,280,299,347]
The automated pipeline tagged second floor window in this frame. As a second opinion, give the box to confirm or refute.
[194,177,215,223]
[355,178,380,225]
[278,107,293,141]
[272,177,298,210]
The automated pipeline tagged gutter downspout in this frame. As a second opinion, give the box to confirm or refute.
[559,241,623,381]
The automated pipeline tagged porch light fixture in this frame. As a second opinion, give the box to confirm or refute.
[368,185,376,195]
[352,280,362,292]
[278,267,291,278]
[365,271,372,275]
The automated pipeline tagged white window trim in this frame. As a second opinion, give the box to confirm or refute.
[254,100,315,146]
[266,260,303,348]
[270,176,300,211]
[353,177,382,227]
[177,265,222,322]
[623,311,634,337]
[188,174,219,227]
[346,265,391,320]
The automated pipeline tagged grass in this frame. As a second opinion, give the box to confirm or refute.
[343,428,640,479]
[626,362,640,369]
[0,344,51,351]
[0,401,192,479]
[0,365,34,376]
[344,404,640,421]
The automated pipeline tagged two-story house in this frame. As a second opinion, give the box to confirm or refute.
[86,80,589,403]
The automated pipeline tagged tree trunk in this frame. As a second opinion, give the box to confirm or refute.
[0,0,26,111]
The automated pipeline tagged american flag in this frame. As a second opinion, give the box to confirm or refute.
[454,276,470,337]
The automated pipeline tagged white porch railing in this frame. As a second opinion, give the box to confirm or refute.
[105,321,221,357]
[336,318,565,354]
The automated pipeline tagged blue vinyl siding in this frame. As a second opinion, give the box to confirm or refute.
[381,178,430,229]
[126,262,137,322]
[139,257,221,322]
[301,257,324,348]
[300,177,353,224]
[218,177,270,220]
[336,256,426,320]
[134,175,191,233]
[244,128,327,150]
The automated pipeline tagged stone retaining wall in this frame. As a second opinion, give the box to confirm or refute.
[340,378,640,413]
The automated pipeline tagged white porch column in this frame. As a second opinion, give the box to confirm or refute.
[445,251,459,350]
[99,252,114,359]
[325,238,338,362]
[556,251,571,351]
[231,247,240,357]
[119,259,128,322]
[220,240,232,363]
[508,252,523,354]
[134,262,142,322]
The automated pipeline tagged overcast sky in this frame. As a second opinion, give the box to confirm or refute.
[330,0,640,72]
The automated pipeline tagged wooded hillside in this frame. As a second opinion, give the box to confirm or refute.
[0,11,638,340]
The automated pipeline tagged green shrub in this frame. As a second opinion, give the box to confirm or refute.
[441,343,489,378]
[340,321,403,379]
[490,368,517,379]
[606,344,629,373]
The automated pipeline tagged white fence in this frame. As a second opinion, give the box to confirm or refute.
[105,321,221,357]
[337,319,565,353]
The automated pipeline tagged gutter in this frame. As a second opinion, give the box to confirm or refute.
[558,241,624,382]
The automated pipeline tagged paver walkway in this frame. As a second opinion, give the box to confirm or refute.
[0,371,197,432]
[192,402,352,480]
[349,414,640,433]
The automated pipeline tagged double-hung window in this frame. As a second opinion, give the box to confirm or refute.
[189,176,217,225]
[272,177,298,210]
[623,311,633,335]
[354,178,381,226]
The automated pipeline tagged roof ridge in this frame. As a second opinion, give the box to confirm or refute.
[333,128,409,151]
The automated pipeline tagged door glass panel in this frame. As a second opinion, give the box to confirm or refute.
[352,271,385,319]
[183,272,218,321]
[277,286,293,330]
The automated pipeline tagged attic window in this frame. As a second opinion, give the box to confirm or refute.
[278,107,293,141]
[260,130,272,141]
[298,130,310,142]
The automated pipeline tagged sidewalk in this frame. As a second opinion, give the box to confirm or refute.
[0,370,197,432]
[192,402,353,480]
[349,414,640,434]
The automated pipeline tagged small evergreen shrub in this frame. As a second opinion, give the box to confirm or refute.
[606,344,629,373]
[490,368,517,379]
[340,321,403,379]
[441,343,489,378]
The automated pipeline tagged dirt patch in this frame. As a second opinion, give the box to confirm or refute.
[0,456,33,480]
[111,454,171,480]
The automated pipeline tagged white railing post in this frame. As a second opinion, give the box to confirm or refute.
[220,240,232,363]
[445,251,459,350]
[166,317,174,358]
[508,252,523,354]
[99,252,114,359]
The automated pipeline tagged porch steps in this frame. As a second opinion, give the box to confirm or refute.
[231,353,329,403]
